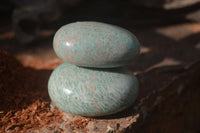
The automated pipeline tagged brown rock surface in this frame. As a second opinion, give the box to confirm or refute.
[0,8,200,131]
[0,50,200,132]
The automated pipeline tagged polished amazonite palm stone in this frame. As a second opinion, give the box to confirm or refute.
[53,21,140,68]
[48,63,139,116]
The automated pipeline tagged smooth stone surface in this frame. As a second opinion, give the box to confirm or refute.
[53,21,140,68]
[48,63,139,116]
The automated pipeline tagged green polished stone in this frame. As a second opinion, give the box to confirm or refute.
[48,63,139,116]
[53,21,140,68]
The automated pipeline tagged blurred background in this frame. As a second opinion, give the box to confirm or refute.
[0,0,200,133]
[0,0,200,70]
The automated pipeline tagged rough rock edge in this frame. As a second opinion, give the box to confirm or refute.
[121,60,200,133]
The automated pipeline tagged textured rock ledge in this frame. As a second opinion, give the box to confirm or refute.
[32,61,200,133]
[1,51,199,132]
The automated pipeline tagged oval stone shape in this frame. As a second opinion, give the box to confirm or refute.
[48,63,139,116]
[53,21,140,68]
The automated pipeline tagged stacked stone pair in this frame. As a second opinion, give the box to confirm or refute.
[48,22,140,117]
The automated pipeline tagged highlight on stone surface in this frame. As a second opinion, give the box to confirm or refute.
[48,63,139,116]
[53,21,140,68]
